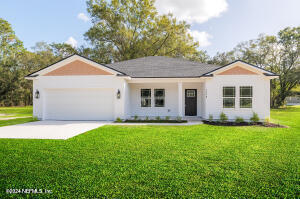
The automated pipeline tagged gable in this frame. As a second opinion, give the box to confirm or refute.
[43,60,113,76]
[217,66,259,75]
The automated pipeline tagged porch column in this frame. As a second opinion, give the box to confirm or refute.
[178,82,183,117]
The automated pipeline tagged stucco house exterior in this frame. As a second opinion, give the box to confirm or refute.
[25,54,278,121]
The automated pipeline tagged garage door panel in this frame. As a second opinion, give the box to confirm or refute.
[44,89,114,120]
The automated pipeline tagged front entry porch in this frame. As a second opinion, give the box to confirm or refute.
[125,80,206,119]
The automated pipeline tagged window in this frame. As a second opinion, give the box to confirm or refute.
[223,87,235,108]
[186,90,196,97]
[141,89,151,107]
[240,86,252,108]
[154,89,165,107]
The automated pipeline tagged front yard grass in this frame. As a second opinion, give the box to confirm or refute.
[0,106,33,118]
[0,106,299,198]
[0,117,38,127]
[0,106,37,127]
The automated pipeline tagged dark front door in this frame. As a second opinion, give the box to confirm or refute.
[185,89,197,116]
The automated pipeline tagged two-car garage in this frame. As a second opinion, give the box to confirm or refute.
[44,88,114,120]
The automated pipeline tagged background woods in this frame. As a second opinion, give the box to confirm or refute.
[209,27,300,108]
[0,0,299,107]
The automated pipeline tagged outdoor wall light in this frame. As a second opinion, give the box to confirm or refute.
[117,89,121,99]
[35,89,40,99]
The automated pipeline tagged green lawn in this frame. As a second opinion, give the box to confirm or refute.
[0,106,37,127]
[0,117,38,127]
[0,106,33,118]
[0,106,299,198]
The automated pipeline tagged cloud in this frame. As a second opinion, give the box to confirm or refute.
[65,37,78,48]
[77,13,90,22]
[155,0,228,24]
[188,30,212,47]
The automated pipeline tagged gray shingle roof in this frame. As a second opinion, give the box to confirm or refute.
[107,56,221,78]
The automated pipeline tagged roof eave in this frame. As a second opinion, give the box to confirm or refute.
[25,74,39,80]
[263,73,279,79]
[204,60,278,76]
[263,73,279,76]
[201,74,214,77]
[129,76,203,78]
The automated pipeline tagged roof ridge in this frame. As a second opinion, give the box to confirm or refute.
[108,55,221,67]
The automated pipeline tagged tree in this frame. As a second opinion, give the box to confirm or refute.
[50,43,78,58]
[0,18,24,62]
[208,51,236,65]
[17,42,66,106]
[0,18,25,106]
[84,0,201,62]
[209,27,300,108]
[0,21,76,107]
[275,27,300,107]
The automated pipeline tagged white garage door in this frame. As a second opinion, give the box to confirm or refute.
[44,88,114,120]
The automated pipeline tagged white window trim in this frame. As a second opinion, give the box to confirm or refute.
[141,88,151,108]
[154,89,165,107]
[140,88,166,108]
[239,86,253,109]
[222,86,236,109]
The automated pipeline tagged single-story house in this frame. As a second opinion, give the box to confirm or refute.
[25,54,278,121]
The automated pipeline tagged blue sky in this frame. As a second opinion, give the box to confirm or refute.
[0,0,299,56]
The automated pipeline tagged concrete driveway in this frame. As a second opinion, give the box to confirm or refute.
[0,121,112,140]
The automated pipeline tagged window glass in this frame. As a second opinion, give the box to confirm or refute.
[240,86,252,97]
[223,87,235,97]
[141,89,151,107]
[155,89,164,97]
[187,90,196,97]
[240,98,252,108]
[240,86,252,108]
[223,98,235,108]
[154,89,165,107]
[141,89,151,97]
[223,87,235,108]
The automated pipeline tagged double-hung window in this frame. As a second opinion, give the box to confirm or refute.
[141,89,151,107]
[240,86,252,108]
[154,89,165,107]
[223,87,235,108]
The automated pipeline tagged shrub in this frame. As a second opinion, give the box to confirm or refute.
[145,116,149,120]
[155,116,161,120]
[134,115,138,120]
[176,116,182,121]
[264,117,270,124]
[235,116,244,123]
[115,117,122,123]
[250,112,260,123]
[209,114,213,122]
[165,116,170,120]
[219,112,228,123]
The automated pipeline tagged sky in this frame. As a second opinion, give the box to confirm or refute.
[0,0,299,56]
